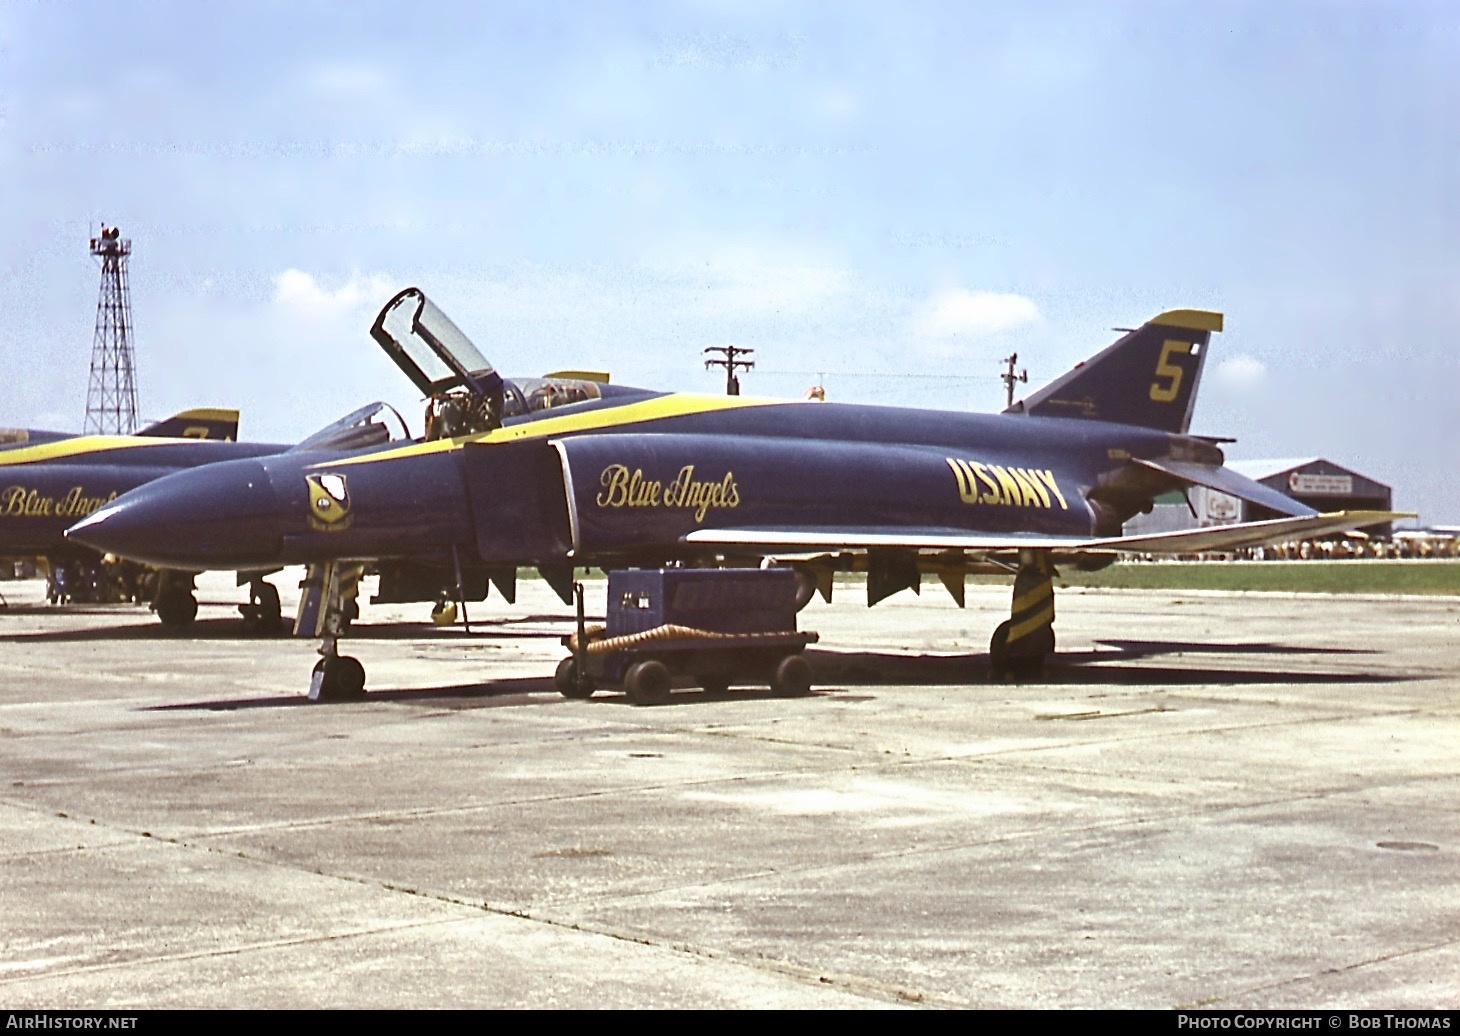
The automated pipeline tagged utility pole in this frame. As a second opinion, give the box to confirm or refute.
[704,345,755,396]
[85,224,139,434]
[1000,352,1027,409]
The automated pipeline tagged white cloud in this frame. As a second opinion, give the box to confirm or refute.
[917,289,1041,339]
[272,269,397,320]
[1213,354,1267,390]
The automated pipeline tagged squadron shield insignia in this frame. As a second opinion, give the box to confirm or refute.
[306,473,353,530]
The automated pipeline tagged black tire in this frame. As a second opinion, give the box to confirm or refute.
[310,655,367,702]
[256,582,283,635]
[156,591,198,628]
[771,654,813,697]
[625,660,671,706]
[334,655,366,699]
[556,657,595,699]
[989,619,1011,674]
[790,567,818,611]
[989,620,1053,680]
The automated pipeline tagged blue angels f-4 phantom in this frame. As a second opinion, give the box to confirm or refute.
[0,407,287,622]
[0,403,422,629]
[69,287,1403,698]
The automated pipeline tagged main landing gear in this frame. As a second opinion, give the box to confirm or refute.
[153,571,199,628]
[298,562,367,702]
[989,548,1056,680]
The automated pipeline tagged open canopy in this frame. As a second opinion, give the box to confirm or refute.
[370,287,501,399]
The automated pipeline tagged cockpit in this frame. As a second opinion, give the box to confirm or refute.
[502,376,603,418]
[370,286,620,442]
[289,401,412,454]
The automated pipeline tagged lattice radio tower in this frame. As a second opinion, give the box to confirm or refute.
[84,224,139,434]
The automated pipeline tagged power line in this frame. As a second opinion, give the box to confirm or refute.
[704,345,755,396]
[756,369,1018,382]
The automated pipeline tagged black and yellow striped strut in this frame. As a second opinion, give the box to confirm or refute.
[294,561,364,642]
[1006,548,1056,658]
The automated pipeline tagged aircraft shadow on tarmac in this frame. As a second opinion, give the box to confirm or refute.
[153,676,875,713]
[148,638,1410,713]
[0,611,584,644]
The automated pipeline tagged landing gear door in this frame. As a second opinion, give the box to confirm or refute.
[460,441,573,564]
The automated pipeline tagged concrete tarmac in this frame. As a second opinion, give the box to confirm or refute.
[0,571,1455,1009]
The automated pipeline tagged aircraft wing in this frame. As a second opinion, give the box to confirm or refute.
[683,511,1411,556]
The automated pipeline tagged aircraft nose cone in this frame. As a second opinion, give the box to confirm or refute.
[66,459,283,569]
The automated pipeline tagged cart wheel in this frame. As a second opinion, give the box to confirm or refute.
[556,657,595,699]
[625,660,671,706]
[771,654,813,697]
[697,674,730,695]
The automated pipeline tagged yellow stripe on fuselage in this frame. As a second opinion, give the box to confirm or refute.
[0,435,184,468]
[321,394,791,469]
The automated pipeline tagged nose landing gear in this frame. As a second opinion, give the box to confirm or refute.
[298,562,367,702]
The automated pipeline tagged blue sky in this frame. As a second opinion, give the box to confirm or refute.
[2,0,1455,521]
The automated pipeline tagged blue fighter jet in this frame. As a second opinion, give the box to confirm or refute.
[69,288,1404,698]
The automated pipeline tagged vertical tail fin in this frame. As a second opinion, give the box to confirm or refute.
[137,408,240,441]
[1009,309,1222,433]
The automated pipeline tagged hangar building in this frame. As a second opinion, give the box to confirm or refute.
[1125,458,1395,538]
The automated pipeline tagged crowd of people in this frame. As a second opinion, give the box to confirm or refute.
[1134,533,1460,563]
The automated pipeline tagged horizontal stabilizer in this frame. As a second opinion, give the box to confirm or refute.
[1134,458,1317,518]
[138,408,239,441]
[1088,511,1411,554]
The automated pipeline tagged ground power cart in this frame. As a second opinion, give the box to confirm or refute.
[557,568,818,705]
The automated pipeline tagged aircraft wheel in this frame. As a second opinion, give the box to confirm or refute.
[790,567,818,611]
[556,657,595,699]
[156,591,198,628]
[624,660,671,706]
[697,673,730,695]
[308,655,367,702]
[771,654,813,697]
[241,582,283,636]
[333,656,366,699]
[255,582,282,635]
[431,599,458,625]
[989,621,1052,680]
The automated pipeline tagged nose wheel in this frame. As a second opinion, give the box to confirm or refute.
[298,562,368,702]
[309,654,366,702]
